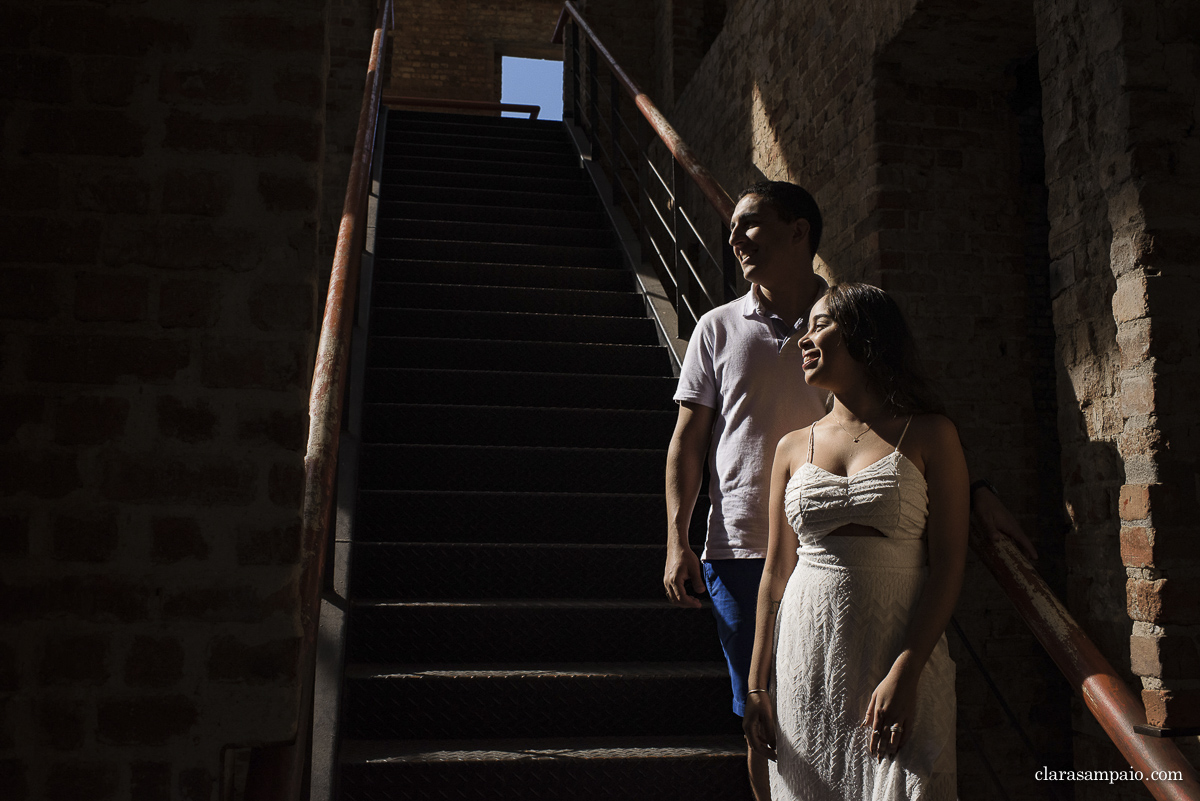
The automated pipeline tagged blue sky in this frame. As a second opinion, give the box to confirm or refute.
[501,57,564,121]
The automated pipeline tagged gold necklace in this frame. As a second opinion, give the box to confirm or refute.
[834,417,872,443]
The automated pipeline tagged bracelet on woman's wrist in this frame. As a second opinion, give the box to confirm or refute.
[969,478,999,511]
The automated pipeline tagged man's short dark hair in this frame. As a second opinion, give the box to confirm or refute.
[737,181,823,254]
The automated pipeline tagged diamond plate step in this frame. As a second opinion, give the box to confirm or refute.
[357,444,664,493]
[370,283,644,317]
[352,491,708,545]
[365,338,671,375]
[341,664,736,740]
[360,404,675,447]
[345,601,724,663]
[338,736,753,801]
[368,309,658,345]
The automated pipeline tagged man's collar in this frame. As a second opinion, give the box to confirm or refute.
[742,279,829,323]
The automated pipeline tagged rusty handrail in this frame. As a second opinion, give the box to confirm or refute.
[383,94,540,119]
[269,0,394,798]
[552,0,733,223]
[972,533,1200,800]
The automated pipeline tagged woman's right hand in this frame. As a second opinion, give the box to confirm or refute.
[743,691,778,761]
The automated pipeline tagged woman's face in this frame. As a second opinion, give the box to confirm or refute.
[798,296,856,389]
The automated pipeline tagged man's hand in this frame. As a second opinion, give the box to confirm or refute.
[971,486,1037,560]
[664,544,706,608]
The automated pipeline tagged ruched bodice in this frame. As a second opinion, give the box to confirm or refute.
[784,446,929,547]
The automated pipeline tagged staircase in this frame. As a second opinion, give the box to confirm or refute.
[332,109,750,800]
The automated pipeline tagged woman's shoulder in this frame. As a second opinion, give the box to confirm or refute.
[903,412,962,450]
[776,420,819,460]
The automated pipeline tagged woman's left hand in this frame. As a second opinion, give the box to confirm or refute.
[862,666,919,759]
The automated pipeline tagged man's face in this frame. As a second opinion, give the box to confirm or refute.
[727,194,812,289]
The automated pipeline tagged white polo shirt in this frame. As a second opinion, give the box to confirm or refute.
[674,285,828,560]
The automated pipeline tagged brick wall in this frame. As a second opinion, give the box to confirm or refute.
[0,0,351,796]
[387,0,563,104]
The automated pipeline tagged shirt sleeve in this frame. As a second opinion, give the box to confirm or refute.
[673,318,718,409]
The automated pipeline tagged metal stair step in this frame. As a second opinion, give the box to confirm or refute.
[345,600,725,663]
[376,217,613,248]
[348,543,673,600]
[383,154,585,181]
[365,338,672,375]
[357,444,665,493]
[384,168,591,196]
[372,260,634,291]
[338,735,753,801]
[374,237,620,269]
[376,199,605,228]
[380,183,601,211]
[363,368,677,408]
[360,404,675,447]
[352,491,707,545]
[383,142,581,168]
[385,129,576,155]
[368,308,659,345]
[370,282,645,316]
[340,663,736,740]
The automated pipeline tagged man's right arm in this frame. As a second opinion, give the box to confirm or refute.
[664,400,716,609]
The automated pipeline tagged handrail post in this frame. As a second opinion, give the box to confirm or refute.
[673,161,694,339]
[610,73,620,207]
[569,22,581,124]
[587,41,599,157]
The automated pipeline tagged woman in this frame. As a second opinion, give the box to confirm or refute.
[743,283,967,800]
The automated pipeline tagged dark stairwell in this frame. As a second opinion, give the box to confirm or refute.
[327,109,752,800]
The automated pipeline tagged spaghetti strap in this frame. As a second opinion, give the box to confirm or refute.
[807,422,816,464]
[894,415,913,451]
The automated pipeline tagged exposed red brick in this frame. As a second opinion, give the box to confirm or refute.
[1141,687,1200,729]
[200,338,306,390]
[161,584,283,623]
[1126,576,1165,624]
[0,53,71,102]
[25,108,147,157]
[207,635,299,683]
[39,634,109,686]
[1119,525,1153,568]
[54,396,129,447]
[0,394,46,442]
[28,335,190,384]
[75,168,152,215]
[159,63,250,105]
[150,516,209,564]
[159,280,220,328]
[0,163,60,211]
[1119,484,1150,521]
[131,762,171,801]
[124,636,185,688]
[163,111,321,161]
[80,56,143,107]
[273,70,322,106]
[0,448,80,498]
[39,698,86,751]
[156,396,218,443]
[257,172,317,212]
[236,518,301,565]
[162,169,233,217]
[0,516,29,557]
[74,272,149,322]
[218,16,324,52]
[45,761,119,801]
[99,451,256,505]
[52,509,119,563]
[178,767,214,801]
[97,695,198,745]
[1,576,149,623]
[237,407,307,450]
[268,459,304,508]
[248,282,314,331]
[0,217,103,264]
[101,220,257,271]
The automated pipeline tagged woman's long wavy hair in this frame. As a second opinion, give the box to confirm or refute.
[820,282,945,416]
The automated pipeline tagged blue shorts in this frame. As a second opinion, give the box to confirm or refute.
[703,558,765,717]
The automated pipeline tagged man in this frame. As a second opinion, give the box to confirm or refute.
[663,181,1032,800]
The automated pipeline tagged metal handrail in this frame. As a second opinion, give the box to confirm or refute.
[382,94,541,119]
[267,1,393,798]
[553,4,1200,798]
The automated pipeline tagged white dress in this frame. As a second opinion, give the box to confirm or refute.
[770,423,956,801]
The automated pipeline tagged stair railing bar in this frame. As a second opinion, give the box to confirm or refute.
[283,1,394,799]
[379,95,540,119]
[958,722,1016,801]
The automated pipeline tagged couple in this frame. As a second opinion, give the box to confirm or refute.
[665,181,1033,800]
